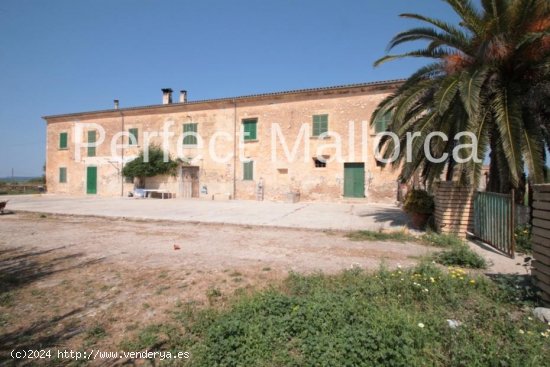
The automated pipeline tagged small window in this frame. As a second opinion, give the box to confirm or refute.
[59,132,68,150]
[374,112,392,133]
[183,123,198,145]
[277,168,288,174]
[312,114,328,137]
[87,130,96,157]
[59,167,67,183]
[313,158,327,168]
[242,119,257,141]
[128,128,138,146]
[243,161,254,181]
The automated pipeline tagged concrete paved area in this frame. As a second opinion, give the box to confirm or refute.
[3,195,409,232]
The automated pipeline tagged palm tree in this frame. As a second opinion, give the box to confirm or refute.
[372,0,550,193]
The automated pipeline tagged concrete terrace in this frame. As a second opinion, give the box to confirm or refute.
[4,195,409,232]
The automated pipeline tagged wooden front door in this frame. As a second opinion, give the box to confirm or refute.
[181,167,199,198]
[86,166,97,194]
[344,163,365,198]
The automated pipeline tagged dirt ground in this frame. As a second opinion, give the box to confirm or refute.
[0,212,432,365]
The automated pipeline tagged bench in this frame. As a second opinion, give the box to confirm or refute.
[143,189,171,199]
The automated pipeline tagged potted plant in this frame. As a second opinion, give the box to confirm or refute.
[403,189,434,229]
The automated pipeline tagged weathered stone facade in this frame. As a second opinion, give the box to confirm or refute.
[44,81,403,202]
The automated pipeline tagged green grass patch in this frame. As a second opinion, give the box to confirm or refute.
[420,232,464,248]
[124,263,548,366]
[346,230,416,242]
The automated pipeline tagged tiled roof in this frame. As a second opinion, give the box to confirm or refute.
[42,79,404,120]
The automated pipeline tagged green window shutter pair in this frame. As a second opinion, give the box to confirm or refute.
[374,112,392,133]
[59,167,67,183]
[128,128,138,146]
[242,119,257,140]
[243,161,254,181]
[312,115,328,137]
[87,131,96,157]
[183,123,198,145]
[59,132,68,149]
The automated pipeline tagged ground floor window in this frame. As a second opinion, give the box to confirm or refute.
[59,167,67,183]
[243,161,254,181]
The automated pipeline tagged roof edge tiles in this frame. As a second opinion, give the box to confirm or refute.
[42,79,404,120]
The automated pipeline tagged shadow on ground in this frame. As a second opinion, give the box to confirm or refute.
[356,207,410,227]
[0,246,105,365]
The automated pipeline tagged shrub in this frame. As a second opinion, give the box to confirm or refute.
[122,146,179,181]
[434,245,487,269]
[403,189,434,214]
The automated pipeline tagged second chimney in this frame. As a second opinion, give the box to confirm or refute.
[179,90,188,103]
[162,88,173,104]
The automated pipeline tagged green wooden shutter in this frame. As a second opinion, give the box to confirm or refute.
[59,167,67,183]
[243,119,257,140]
[243,161,253,180]
[375,112,391,133]
[312,115,328,136]
[129,128,138,146]
[87,131,96,156]
[183,123,198,145]
[86,166,97,194]
[59,132,68,149]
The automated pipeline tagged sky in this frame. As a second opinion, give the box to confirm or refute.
[0,0,459,177]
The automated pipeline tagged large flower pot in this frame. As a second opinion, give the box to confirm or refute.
[409,212,431,229]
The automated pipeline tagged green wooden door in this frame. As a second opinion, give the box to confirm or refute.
[344,163,365,198]
[86,166,97,194]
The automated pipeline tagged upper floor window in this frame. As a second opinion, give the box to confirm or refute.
[242,118,257,141]
[312,114,328,137]
[128,128,138,146]
[183,123,198,145]
[374,112,392,133]
[87,130,96,157]
[59,132,68,150]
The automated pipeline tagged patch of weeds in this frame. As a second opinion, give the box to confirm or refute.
[420,232,464,247]
[233,277,243,283]
[158,271,168,279]
[30,288,46,297]
[100,284,110,292]
[346,229,416,242]
[39,214,47,218]
[489,274,540,305]
[262,267,271,272]
[0,292,14,307]
[142,302,151,310]
[206,288,222,304]
[229,271,242,277]
[156,285,170,295]
[85,325,107,344]
[434,245,487,269]
[175,263,550,367]
[120,324,183,351]
[514,224,532,254]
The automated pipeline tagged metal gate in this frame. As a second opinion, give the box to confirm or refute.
[473,191,515,258]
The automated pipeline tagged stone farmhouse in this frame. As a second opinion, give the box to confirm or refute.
[43,80,404,202]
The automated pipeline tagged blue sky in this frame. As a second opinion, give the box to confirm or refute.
[0,0,458,177]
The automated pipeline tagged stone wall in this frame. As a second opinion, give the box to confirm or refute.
[532,184,550,306]
[433,181,474,238]
[44,82,402,202]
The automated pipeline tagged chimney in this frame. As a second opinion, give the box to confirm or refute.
[179,90,188,103]
[162,88,173,104]
[114,99,119,109]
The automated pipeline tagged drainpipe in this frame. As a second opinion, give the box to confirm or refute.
[232,99,237,200]
[117,104,125,197]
